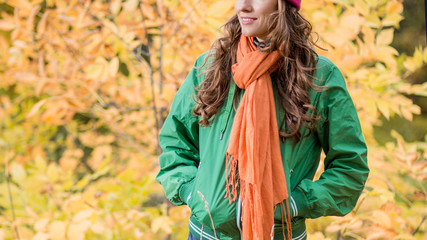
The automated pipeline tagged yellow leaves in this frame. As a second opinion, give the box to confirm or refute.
[404,46,427,73]
[400,104,421,121]
[404,82,427,98]
[365,14,381,28]
[49,221,66,240]
[109,0,122,16]
[33,232,50,240]
[9,162,27,185]
[355,0,370,16]
[376,99,390,120]
[60,149,83,172]
[205,0,234,30]
[89,221,105,234]
[0,1,425,240]
[73,209,95,222]
[365,177,393,201]
[90,145,112,170]
[123,0,139,12]
[168,205,191,222]
[308,232,332,240]
[323,10,365,47]
[0,19,17,31]
[27,5,41,32]
[83,57,119,82]
[361,25,375,46]
[366,227,398,240]
[376,28,394,46]
[104,213,114,230]
[151,216,172,234]
[372,210,394,229]
[117,168,138,183]
[66,210,94,239]
[342,13,365,36]
[386,1,403,15]
[382,13,403,27]
[46,163,60,183]
[34,218,49,232]
[67,221,90,240]
[26,99,48,119]
[205,0,232,34]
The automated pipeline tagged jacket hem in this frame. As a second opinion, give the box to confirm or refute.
[189,214,307,240]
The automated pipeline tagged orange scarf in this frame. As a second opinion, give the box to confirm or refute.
[225,36,292,240]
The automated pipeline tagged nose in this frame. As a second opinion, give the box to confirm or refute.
[235,0,253,13]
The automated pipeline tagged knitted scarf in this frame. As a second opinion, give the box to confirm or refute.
[225,35,292,240]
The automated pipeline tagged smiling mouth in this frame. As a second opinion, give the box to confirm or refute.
[241,17,257,25]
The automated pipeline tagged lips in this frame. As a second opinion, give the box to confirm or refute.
[241,17,257,25]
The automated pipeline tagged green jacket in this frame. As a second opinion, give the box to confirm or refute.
[156,52,369,240]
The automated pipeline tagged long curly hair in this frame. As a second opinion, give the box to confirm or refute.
[192,0,322,142]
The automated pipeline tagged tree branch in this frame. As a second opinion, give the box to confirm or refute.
[4,147,21,240]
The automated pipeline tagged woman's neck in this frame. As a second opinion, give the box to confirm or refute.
[254,37,270,48]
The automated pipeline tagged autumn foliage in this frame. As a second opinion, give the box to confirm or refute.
[0,0,426,239]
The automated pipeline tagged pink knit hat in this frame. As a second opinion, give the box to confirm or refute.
[287,0,301,10]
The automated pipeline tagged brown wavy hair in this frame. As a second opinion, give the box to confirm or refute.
[192,1,322,142]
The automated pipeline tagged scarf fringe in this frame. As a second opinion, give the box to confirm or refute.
[226,154,294,240]
[281,199,293,240]
[225,152,239,203]
[272,200,292,240]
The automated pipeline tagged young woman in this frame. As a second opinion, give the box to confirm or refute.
[156,0,369,239]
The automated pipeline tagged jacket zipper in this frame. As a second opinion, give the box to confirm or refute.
[219,80,236,140]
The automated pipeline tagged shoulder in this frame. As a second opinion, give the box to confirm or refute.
[314,55,346,88]
[316,55,335,70]
[194,50,215,69]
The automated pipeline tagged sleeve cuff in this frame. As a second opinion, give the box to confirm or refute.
[291,186,310,218]
[179,179,195,205]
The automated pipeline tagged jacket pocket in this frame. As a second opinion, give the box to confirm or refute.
[188,160,240,235]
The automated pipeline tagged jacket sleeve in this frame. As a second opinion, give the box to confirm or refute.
[291,62,369,218]
[155,56,205,206]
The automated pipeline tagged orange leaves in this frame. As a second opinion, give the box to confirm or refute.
[392,137,426,180]
[383,1,404,27]
[0,19,16,31]
[364,201,412,240]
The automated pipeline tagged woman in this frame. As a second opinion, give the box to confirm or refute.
[156,0,369,239]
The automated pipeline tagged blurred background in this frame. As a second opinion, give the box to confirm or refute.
[0,0,426,239]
